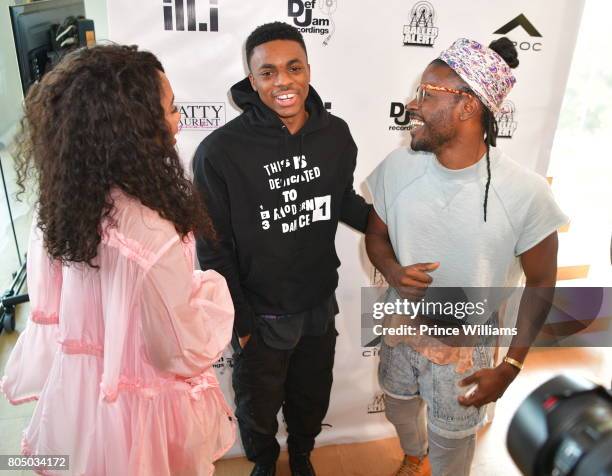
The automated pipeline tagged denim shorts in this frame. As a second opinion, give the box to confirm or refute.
[378,340,493,439]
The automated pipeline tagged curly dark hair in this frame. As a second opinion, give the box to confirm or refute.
[14,44,215,266]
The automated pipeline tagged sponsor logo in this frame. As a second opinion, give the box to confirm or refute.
[403,1,439,47]
[163,0,219,32]
[288,0,337,45]
[362,271,388,355]
[496,100,517,139]
[178,102,225,130]
[362,344,381,357]
[494,13,542,37]
[212,355,234,375]
[493,13,542,52]
[389,102,410,131]
[368,393,386,414]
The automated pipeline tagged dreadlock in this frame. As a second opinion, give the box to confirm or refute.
[430,38,518,222]
[482,106,498,222]
[430,65,500,222]
[481,37,519,222]
[438,37,517,222]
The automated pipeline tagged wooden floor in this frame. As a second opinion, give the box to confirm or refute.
[1,303,610,476]
[213,347,611,476]
[214,437,405,476]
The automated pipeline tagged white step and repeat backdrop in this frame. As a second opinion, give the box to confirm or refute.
[106,0,584,456]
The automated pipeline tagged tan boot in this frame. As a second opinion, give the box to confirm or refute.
[394,454,432,476]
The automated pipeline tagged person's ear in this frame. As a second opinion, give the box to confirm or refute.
[459,96,479,121]
[248,73,256,92]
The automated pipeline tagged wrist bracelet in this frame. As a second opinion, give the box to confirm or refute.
[503,356,524,371]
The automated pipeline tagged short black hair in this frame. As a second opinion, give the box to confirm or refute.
[245,21,307,69]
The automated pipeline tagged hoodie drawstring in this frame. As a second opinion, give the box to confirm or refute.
[275,126,307,241]
[276,126,290,214]
[295,134,306,241]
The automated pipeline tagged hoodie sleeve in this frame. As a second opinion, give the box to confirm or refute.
[193,141,256,338]
[339,135,372,233]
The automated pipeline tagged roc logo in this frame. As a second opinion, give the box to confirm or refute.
[368,393,386,414]
[178,102,225,131]
[288,0,337,45]
[403,1,439,47]
[496,101,517,139]
[389,102,410,131]
[493,13,542,52]
[163,0,219,32]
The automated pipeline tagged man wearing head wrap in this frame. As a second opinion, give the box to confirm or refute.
[365,38,568,475]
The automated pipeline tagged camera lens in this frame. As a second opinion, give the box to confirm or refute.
[507,375,612,476]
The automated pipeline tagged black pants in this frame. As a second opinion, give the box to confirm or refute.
[231,322,338,465]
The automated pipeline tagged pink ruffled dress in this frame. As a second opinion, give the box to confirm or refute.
[1,190,236,475]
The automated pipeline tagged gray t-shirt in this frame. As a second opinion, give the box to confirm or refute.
[366,146,568,325]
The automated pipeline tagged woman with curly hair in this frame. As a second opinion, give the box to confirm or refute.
[1,45,235,475]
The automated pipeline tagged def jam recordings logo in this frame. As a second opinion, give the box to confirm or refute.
[288,0,337,46]
[212,355,234,375]
[389,102,410,131]
[403,1,439,47]
[163,0,219,32]
[496,101,517,139]
[493,13,542,52]
[368,393,385,414]
[178,102,225,131]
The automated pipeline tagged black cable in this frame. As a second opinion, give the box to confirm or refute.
[0,151,22,265]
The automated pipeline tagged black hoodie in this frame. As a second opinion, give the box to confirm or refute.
[193,78,370,337]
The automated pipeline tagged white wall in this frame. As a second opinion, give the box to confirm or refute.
[84,0,108,41]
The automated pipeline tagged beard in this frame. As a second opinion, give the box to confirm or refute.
[411,127,445,152]
[410,108,456,153]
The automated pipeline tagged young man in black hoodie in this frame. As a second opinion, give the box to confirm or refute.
[192,22,370,476]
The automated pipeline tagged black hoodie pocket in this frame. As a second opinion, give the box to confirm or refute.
[242,242,340,310]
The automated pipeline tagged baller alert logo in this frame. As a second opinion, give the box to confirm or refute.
[496,101,517,139]
[403,1,439,47]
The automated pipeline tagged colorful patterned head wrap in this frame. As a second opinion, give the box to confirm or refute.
[438,38,516,114]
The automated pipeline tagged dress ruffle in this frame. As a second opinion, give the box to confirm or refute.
[1,309,59,405]
[23,352,234,476]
